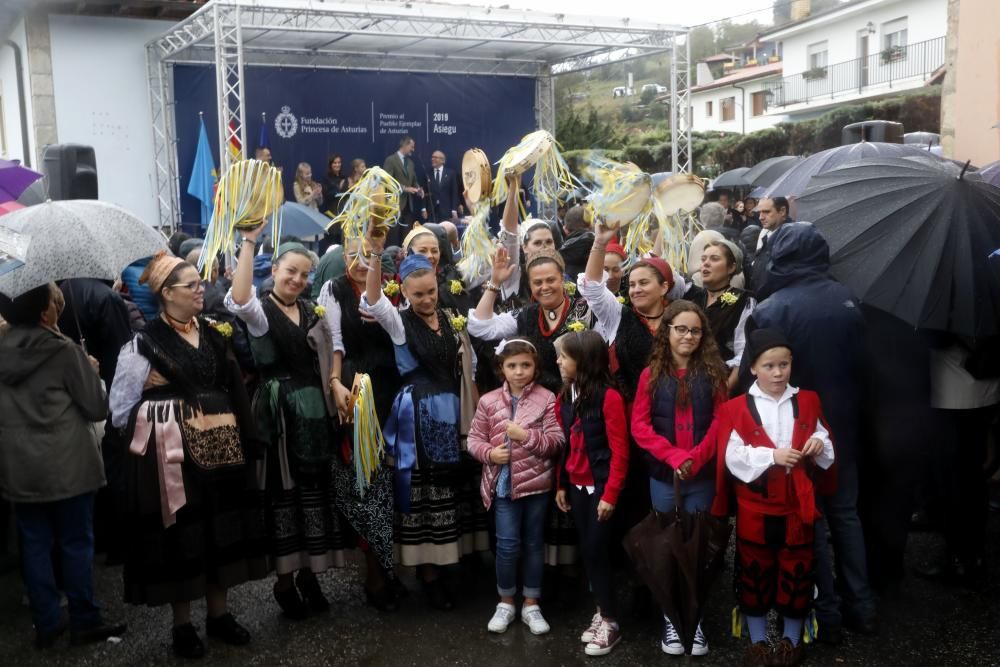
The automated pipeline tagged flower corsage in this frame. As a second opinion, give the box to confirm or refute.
[451,314,468,332]
[314,304,327,318]
[566,319,587,333]
[719,290,739,307]
[564,281,578,296]
[383,280,400,297]
[207,319,233,339]
[450,279,464,295]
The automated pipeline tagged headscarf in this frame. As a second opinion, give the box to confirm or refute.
[688,229,725,274]
[310,245,346,299]
[138,251,185,294]
[399,253,433,281]
[274,241,309,263]
[402,224,436,252]
[605,240,627,261]
[631,256,674,293]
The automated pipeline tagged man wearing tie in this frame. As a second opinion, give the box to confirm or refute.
[426,150,462,222]
[748,196,792,296]
[383,135,425,245]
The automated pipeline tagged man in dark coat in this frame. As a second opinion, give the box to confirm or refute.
[738,222,878,642]
[748,196,791,296]
[383,135,424,245]
[58,278,134,563]
[426,150,461,222]
[558,205,594,278]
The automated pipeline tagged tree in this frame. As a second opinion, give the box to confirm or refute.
[640,87,658,105]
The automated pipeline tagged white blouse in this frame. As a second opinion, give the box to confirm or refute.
[724,383,835,484]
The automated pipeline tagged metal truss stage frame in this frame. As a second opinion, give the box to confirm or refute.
[147,0,691,230]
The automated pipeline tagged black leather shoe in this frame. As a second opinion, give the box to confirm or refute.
[172,623,205,659]
[206,613,251,645]
[843,614,879,636]
[273,582,309,620]
[69,618,127,646]
[35,624,66,650]
[422,578,454,611]
[365,586,399,612]
[816,621,842,646]
[295,570,330,613]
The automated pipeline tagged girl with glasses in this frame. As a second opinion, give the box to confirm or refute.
[630,299,729,658]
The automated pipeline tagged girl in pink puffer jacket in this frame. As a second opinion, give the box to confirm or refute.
[467,338,564,637]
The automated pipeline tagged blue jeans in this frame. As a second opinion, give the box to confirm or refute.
[813,460,877,624]
[649,477,715,514]
[494,493,549,599]
[14,493,102,634]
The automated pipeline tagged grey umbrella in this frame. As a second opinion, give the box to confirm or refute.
[711,167,751,189]
[0,199,167,298]
[743,155,804,191]
[755,142,934,199]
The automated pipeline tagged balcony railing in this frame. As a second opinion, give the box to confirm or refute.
[765,36,945,108]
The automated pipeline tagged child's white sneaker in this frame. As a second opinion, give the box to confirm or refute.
[580,611,602,643]
[487,603,516,633]
[661,615,684,655]
[521,604,551,635]
[691,622,709,656]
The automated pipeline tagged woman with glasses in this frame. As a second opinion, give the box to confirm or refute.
[630,299,729,657]
[226,230,347,620]
[109,253,267,658]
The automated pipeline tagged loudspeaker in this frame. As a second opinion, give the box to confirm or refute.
[42,144,98,200]
[841,121,904,145]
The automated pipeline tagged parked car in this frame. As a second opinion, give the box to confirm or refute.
[612,86,628,98]
[641,83,668,94]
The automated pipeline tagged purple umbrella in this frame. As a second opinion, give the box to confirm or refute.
[0,159,43,203]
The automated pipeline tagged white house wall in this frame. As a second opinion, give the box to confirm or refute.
[778,0,947,77]
[48,15,164,226]
[0,18,35,165]
[691,77,788,134]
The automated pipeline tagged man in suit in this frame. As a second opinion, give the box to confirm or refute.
[748,196,791,297]
[383,135,424,246]
[425,150,462,222]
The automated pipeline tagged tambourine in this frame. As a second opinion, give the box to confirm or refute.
[199,159,283,280]
[498,130,553,177]
[330,167,402,242]
[586,159,653,228]
[492,129,575,206]
[462,148,492,205]
[653,173,706,218]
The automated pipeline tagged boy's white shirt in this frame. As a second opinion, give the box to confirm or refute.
[724,382,835,484]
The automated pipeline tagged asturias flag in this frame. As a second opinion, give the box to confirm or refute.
[186,116,217,229]
[258,112,270,151]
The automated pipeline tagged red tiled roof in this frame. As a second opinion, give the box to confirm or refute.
[691,62,784,92]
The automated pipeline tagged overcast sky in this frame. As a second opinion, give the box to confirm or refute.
[433,0,775,28]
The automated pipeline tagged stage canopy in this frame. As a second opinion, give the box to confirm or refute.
[147,0,692,230]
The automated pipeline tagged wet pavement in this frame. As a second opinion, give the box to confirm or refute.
[1,514,998,667]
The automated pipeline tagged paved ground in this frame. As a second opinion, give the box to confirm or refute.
[2,513,998,667]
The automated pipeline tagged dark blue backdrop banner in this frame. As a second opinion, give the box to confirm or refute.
[174,65,537,226]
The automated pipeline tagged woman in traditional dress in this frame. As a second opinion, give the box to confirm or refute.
[226,230,346,619]
[317,235,404,611]
[688,239,755,391]
[361,230,481,611]
[109,253,268,658]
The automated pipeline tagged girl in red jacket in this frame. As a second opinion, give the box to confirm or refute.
[631,299,729,657]
[554,330,630,657]
[467,338,564,636]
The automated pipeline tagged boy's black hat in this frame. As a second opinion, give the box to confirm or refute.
[748,328,793,364]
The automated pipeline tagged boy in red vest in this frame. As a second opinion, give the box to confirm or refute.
[712,329,836,667]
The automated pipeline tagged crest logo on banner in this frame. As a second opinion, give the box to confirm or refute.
[275,106,298,139]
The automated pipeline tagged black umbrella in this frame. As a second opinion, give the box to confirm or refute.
[712,167,751,189]
[743,155,804,190]
[756,142,934,199]
[623,478,731,655]
[796,157,1000,336]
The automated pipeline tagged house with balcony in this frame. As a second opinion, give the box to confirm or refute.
[689,0,946,135]
[759,0,947,119]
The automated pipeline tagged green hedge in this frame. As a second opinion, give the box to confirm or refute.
[562,90,941,177]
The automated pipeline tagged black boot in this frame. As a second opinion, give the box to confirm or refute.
[295,570,330,612]
[172,623,205,659]
[206,613,251,645]
[273,581,309,619]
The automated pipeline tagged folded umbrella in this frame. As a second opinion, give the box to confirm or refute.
[623,477,732,656]
[755,142,933,199]
[796,157,1000,336]
[0,159,43,203]
[0,199,167,298]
